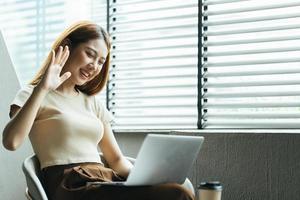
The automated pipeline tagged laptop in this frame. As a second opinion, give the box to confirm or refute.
[88,134,204,186]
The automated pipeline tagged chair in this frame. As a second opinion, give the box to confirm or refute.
[23,154,195,200]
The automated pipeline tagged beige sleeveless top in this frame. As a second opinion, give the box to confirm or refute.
[11,85,113,169]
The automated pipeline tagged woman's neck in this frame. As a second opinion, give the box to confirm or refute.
[56,80,78,96]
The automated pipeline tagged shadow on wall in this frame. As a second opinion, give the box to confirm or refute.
[0,30,33,200]
[174,131,300,200]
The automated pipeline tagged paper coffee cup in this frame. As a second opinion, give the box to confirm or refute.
[198,181,223,200]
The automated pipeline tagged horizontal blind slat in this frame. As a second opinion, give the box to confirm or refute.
[203,101,300,108]
[203,24,300,36]
[203,67,300,77]
[203,0,250,6]
[111,107,197,113]
[203,113,300,119]
[203,2,300,16]
[203,57,300,67]
[109,92,196,99]
[203,12,300,26]
[110,0,196,14]
[202,121,300,129]
[204,46,300,57]
[203,90,300,98]
[203,79,300,87]
[204,35,300,46]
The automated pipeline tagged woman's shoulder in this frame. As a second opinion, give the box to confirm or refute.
[93,96,114,123]
[79,91,102,104]
[11,84,35,107]
[16,84,35,99]
[79,91,101,110]
[21,84,35,92]
[78,92,113,122]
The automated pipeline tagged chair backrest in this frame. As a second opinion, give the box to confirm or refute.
[22,155,48,200]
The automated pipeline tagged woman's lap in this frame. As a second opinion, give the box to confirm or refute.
[82,183,194,200]
[41,163,194,200]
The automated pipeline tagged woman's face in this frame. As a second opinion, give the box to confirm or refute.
[62,38,108,86]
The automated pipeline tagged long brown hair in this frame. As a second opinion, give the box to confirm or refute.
[30,21,111,96]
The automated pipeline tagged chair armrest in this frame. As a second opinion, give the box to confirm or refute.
[182,178,195,196]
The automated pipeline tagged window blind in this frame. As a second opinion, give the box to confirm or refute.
[202,0,300,128]
[108,0,198,129]
[0,0,40,83]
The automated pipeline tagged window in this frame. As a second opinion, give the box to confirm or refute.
[202,0,300,128]
[108,0,199,129]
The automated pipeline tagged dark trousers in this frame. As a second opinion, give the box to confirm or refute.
[41,162,195,200]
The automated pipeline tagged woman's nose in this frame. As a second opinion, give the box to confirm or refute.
[88,61,98,70]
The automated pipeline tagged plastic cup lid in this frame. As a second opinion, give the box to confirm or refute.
[198,181,223,191]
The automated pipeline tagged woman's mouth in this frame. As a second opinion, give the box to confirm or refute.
[80,69,90,79]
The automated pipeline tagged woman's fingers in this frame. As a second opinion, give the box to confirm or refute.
[59,71,72,84]
[50,46,69,70]
[50,50,55,67]
[60,46,70,67]
[39,46,71,91]
[55,46,63,65]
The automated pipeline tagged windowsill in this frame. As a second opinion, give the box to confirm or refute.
[113,129,171,134]
[113,129,300,134]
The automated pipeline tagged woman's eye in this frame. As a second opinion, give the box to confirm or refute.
[98,62,104,66]
[86,51,94,57]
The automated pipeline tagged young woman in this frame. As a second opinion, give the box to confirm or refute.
[2,21,194,200]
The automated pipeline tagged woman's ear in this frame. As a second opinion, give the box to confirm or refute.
[61,38,72,50]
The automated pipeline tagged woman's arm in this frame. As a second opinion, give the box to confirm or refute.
[2,86,48,150]
[99,122,133,178]
[2,46,70,151]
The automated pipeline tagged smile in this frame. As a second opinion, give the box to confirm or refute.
[80,69,90,79]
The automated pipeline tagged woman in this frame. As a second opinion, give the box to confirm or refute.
[2,21,194,200]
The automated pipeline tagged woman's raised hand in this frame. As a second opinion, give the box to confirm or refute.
[38,46,71,91]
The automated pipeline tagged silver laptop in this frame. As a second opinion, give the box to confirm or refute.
[88,134,204,186]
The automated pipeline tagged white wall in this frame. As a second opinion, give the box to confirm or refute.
[0,31,33,200]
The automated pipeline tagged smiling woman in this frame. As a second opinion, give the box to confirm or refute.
[2,21,195,200]
[59,39,108,90]
[29,21,111,96]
